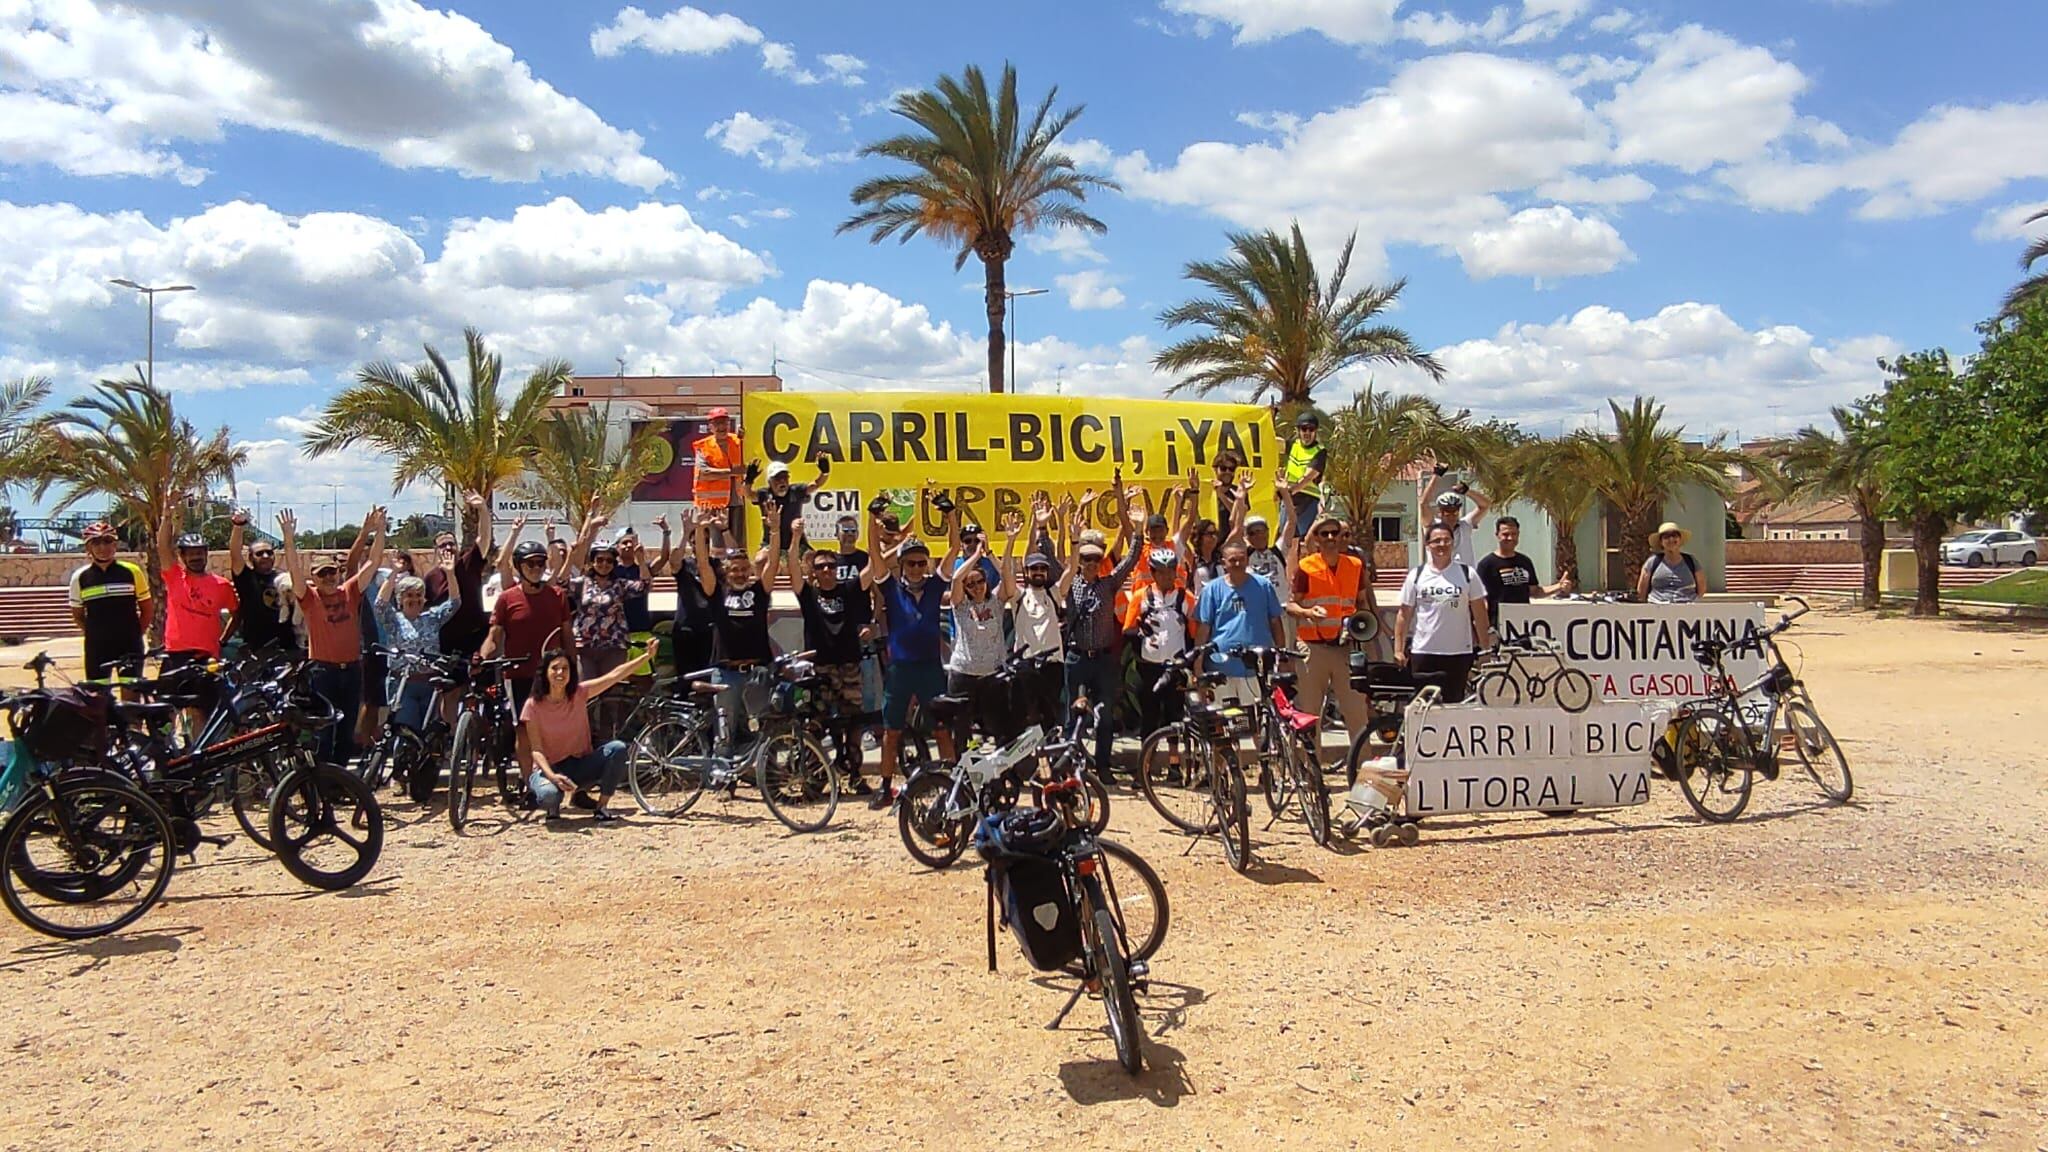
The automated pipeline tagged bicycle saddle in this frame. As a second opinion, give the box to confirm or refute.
[1272,671,1298,688]
[928,694,974,722]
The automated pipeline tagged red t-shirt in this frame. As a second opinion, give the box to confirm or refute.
[491,582,571,678]
[162,565,238,656]
[299,577,364,664]
[521,685,593,764]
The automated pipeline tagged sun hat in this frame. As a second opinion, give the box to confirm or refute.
[1649,522,1691,548]
[1078,529,1107,547]
[1077,541,1106,560]
[1308,512,1345,535]
[311,556,341,574]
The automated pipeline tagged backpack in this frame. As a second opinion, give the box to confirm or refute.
[1651,552,1700,577]
[1409,562,1473,587]
[974,809,1081,973]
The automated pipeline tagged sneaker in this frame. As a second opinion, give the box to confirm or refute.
[847,775,875,796]
[592,806,622,823]
[868,783,894,810]
[570,791,600,810]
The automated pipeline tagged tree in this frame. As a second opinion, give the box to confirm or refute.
[1513,436,1600,585]
[1318,388,1472,531]
[0,375,53,501]
[32,374,246,636]
[841,63,1115,394]
[1870,351,1998,617]
[515,405,666,529]
[1461,419,1534,511]
[1773,403,1888,608]
[1966,298,2048,519]
[2000,207,2048,320]
[1573,397,1742,585]
[1155,223,1444,407]
[302,328,569,539]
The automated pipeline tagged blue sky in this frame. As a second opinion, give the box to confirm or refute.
[4,0,2047,517]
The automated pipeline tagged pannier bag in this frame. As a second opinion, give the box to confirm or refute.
[15,684,114,764]
[974,809,1081,973]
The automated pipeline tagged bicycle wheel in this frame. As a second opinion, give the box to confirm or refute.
[405,727,442,804]
[1292,734,1332,847]
[1080,771,1112,836]
[1783,701,1853,803]
[896,770,970,869]
[757,730,838,833]
[1084,878,1145,1074]
[1474,671,1522,707]
[230,750,293,852]
[358,730,395,791]
[1137,725,1217,834]
[447,712,480,832]
[1,778,176,939]
[1258,714,1291,818]
[269,761,384,890]
[1550,669,1596,714]
[1209,744,1251,873]
[491,721,524,809]
[1672,709,1753,823]
[628,716,711,817]
[1096,838,1169,964]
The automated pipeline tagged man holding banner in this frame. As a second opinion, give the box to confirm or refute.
[693,407,744,550]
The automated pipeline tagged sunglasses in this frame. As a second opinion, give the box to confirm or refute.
[1314,529,1341,538]
[1661,532,1682,539]
[518,557,547,568]
[251,550,274,559]
[812,562,836,572]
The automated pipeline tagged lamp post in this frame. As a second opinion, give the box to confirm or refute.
[1004,287,1048,392]
[108,279,195,387]
[325,483,343,542]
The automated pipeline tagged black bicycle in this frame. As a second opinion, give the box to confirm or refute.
[359,649,462,803]
[1134,644,1254,872]
[444,657,525,832]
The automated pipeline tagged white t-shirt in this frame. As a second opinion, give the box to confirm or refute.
[1247,546,1288,603]
[1012,585,1063,658]
[1134,586,1191,664]
[947,596,1006,676]
[1399,560,1488,656]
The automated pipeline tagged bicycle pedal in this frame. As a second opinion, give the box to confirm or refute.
[1129,960,1150,980]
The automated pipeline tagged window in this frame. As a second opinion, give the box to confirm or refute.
[1372,515,1403,543]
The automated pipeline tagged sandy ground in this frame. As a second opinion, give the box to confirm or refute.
[1,607,2044,1151]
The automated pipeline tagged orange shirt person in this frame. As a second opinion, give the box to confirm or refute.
[692,406,743,548]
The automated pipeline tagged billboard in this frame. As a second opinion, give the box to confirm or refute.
[630,416,717,502]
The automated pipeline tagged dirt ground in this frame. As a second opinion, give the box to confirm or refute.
[1,606,2044,1151]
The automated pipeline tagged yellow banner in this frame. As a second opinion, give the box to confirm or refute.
[743,392,1274,541]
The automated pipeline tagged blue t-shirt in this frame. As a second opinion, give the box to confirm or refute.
[1194,573,1283,677]
[880,574,949,664]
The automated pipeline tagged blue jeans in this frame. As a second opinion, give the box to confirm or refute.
[712,666,751,753]
[393,679,435,733]
[528,739,630,817]
[1064,652,1120,775]
[310,661,361,765]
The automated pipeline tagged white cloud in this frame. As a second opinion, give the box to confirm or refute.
[1161,0,1405,45]
[1601,26,1811,173]
[1974,200,2048,243]
[759,41,818,84]
[589,5,763,56]
[1055,271,1128,310]
[1535,172,1656,204]
[435,198,770,300]
[818,53,867,86]
[1455,205,1633,280]
[1589,7,1637,34]
[1022,230,1110,264]
[706,111,820,170]
[0,0,669,189]
[1724,100,2048,219]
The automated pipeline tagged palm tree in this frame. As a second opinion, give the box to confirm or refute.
[2002,207,2048,319]
[1461,419,1533,511]
[1155,223,1444,407]
[33,373,246,635]
[0,375,53,499]
[1513,436,1600,585]
[1573,397,1742,585]
[1319,388,1472,535]
[302,328,571,538]
[516,405,667,528]
[1772,404,1887,608]
[840,63,1116,394]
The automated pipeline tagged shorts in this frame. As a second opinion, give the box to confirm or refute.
[883,659,946,730]
[819,661,864,716]
[84,637,144,682]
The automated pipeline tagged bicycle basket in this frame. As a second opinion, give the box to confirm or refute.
[14,684,113,763]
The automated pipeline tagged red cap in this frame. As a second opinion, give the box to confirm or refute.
[707,406,730,420]
[83,521,118,541]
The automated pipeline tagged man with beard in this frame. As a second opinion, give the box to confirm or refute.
[787,522,872,793]
[157,504,240,672]
[70,520,153,682]
[864,503,953,807]
[232,510,297,658]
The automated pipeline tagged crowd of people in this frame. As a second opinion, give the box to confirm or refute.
[63,406,1722,822]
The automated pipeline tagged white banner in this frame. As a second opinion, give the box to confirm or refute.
[1497,601,1767,703]
[491,493,566,528]
[1404,700,1662,815]
[799,487,866,541]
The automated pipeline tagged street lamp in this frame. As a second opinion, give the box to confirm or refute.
[325,483,344,540]
[108,279,195,387]
[1004,287,1049,392]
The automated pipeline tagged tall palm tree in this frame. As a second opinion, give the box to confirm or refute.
[302,328,571,537]
[1573,397,1742,585]
[1513,436,1600,585]
[516,405,667,527]
[2002,207,2048,319]
[33,373,246,636]
[1155,223,1444,407]
[1772,404,1887,608]
[0,375,53,499]
[1319,388,1472,534]
[840,63,1116,394]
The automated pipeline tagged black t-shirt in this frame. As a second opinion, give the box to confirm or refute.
[754,483,813,548]
[832,548,868,587]
[711,577,772,664]
[427,548,489,652]
[674,558,716,634]
[798,581,868,665]
[613,561,652,632]
[233,566,295,652]
[1476,552,1540,625]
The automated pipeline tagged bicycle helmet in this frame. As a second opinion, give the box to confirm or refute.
[1434,492,1464,509]
[589,537,619,560]
[512,540,548,564]
[176,533,208,550]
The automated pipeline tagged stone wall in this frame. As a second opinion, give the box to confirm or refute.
[1726,539,1890,565]
[0,550,438,588]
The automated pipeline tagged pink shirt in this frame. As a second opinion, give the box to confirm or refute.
[162,565,238,656]
[521,685,593,765]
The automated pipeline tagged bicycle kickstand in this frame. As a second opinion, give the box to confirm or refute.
[1047,981,1087,1031]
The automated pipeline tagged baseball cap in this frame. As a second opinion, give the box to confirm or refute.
[1024,552,1053,569]
[707,406,730,420]
[1244,514,1269,529]
[765,461,790,480]
[1077,541,1106,560]
[1145,513,1169,531]
[1078,529,1107,547]
[899,537,931,557]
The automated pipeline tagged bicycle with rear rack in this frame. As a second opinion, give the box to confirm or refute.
[1663,596,1852,823]
[624,651,840,833]
[1235,646,1333,848]
[895,653,1111,869]
[1134,643,1257,872]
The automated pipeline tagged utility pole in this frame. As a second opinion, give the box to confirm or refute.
[1005,287,1048,391]
[108,279,196,386]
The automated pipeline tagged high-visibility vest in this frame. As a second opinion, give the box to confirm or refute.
[1297,551,1363,643]
[692,433,741,508]
[1284,439,1325,500]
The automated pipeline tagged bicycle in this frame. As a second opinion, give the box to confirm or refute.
[358,649,462,802]
[1134,644,1256,872]
[444,657,525,832]
[1471,636,1596,712]
[1664,596,1853,822]
[624,652,840,833]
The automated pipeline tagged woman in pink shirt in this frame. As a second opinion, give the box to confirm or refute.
[522,642,653,820]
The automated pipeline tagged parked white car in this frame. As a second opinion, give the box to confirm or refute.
[1941,529,2038,568]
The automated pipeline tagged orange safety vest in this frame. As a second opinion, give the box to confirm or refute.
[1298,552,1364,643]
[692,433,741,508]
